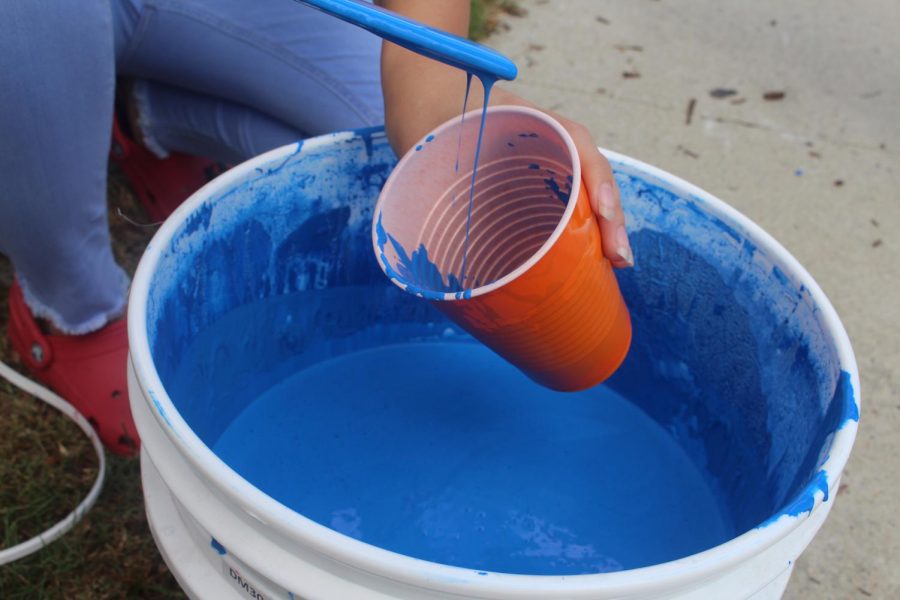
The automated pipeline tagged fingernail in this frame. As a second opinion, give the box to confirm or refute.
[599,182,617,220]
[616,225,634,266]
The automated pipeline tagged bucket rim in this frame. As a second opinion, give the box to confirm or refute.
[127,129,860,596]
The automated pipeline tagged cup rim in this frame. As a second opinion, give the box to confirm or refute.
[372,105,582,302]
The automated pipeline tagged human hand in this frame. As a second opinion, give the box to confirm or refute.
[490,89,633,268]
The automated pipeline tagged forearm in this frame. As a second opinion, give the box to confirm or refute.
[377,0,482,154]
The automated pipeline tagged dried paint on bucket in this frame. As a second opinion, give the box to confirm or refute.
[140,128,858,586]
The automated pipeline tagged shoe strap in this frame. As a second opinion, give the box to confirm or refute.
[8,282,54,371]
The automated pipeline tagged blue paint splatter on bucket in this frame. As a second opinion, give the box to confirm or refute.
[210,537,227,555]
[544,175,571,204]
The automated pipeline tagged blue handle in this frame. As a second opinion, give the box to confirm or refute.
[295,0,517,82]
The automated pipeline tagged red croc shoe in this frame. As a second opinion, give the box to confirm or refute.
[110,116,226,223]
[7,281,139,456]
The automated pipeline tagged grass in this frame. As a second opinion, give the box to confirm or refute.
[0,2,518,596]
[0,170,181,598]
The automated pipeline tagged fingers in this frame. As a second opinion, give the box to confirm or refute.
[566,123,634,268]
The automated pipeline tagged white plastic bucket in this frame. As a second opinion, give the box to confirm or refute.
[128,127,859,599]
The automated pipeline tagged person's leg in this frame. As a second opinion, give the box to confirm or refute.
[0,0,128,334]
[113,0,383,162]
[130,80,306,164]
[0,1,139,455]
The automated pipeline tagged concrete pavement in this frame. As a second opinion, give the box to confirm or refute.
[487,1,898,597]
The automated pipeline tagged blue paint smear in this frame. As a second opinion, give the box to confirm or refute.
[757,370,856,526]
[454,73,473,174]
[528,163,540,170]
[297,0,517,82]
[210,537,227,555]
[544,176,571,204]
[268,140,304,174]
[837,370,859,425]
[148,389,173,429]
[388,238,463,294]
[760,471,829,526]
[375,213,466,297]
[425,134,435,142]
[147,127,856,574]
[357,126,379,159]
[771,265,789,286]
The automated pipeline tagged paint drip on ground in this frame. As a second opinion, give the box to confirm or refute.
[210,340,732,575]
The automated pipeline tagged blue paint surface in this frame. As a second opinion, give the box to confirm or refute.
[147,128,857,575]
[212,342,732,574]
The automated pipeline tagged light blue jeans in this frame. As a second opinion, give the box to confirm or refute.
[0,0,383,334]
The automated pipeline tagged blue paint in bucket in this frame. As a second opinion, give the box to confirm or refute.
[145,128,857,577]
[210,341,731,574]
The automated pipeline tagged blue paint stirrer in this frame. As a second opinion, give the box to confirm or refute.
[294,0,518,82]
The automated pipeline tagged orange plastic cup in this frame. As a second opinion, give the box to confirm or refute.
[373,106,631,391]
